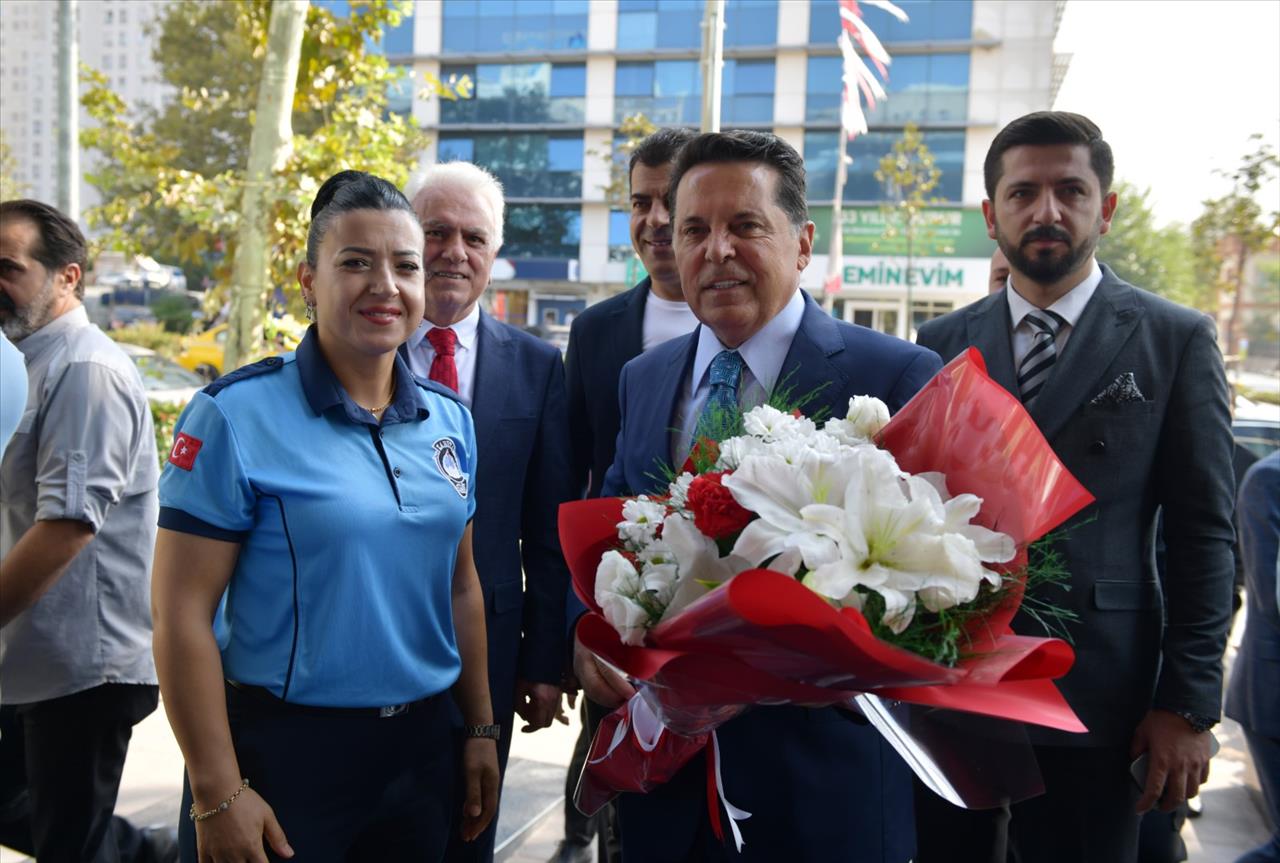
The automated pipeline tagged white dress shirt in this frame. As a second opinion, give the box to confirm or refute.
[1006,260,1102,368]
[404,304,482,407]
[672,288,806,464]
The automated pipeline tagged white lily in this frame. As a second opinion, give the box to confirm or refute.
[660,513,749,615]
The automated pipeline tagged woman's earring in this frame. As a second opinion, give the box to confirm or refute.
[304,303,316,323]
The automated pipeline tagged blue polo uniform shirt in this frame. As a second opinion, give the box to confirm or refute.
[158,328,476,708]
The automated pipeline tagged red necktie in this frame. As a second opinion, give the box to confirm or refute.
[426,327,459,392]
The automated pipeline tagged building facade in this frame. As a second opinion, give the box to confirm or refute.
[1,0,1063,341]
[0,0,169,218]
[391,0,1065,339]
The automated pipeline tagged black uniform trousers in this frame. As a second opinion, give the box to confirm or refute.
[178,683,454,863]
[0,682,161,863]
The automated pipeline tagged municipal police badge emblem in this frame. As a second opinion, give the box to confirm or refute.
[433,438,468,498]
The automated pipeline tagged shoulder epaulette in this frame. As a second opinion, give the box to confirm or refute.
[412,373,465,405]
[203,355,287,397]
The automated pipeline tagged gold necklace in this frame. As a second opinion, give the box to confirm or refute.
[356,387,395,415]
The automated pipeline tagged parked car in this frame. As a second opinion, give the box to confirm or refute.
[174,323,229,381]
[175,320,303,381]
[118,343,205,405]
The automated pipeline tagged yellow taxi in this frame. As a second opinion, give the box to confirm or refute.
[176,319,303,381]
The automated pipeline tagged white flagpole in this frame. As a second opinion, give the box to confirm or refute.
[699,0,726,133]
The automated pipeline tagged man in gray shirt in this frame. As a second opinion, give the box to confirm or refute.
[0,199,173,862]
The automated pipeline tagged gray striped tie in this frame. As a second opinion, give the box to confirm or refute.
[1018,309,1067,404]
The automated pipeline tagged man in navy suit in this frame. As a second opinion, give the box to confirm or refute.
[574,130,941,862]
[913,112,1236,863]
[1226,450,1280,863]
[557,127,698,863]
[405,162,575,863]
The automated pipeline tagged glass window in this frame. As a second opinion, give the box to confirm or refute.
[441,62,584,124]
[809,0,973,44]
[721,59,774,124]
[383,14,414,55]
[438,136,474,162]
[608,210,633,262]
[803,129,965,203]
[615,62,655,97]
[724,0,777,47]
[386,65,413,117]
[805,56,843,123]
[806,53,969,125]
[550,64,586,98]
[547,137,584,172]
[443,0,588,52]
[616,61,700,125]
[460,133,583,198]
[504,205,582,259]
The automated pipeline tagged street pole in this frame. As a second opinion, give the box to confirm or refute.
[823,139,848,314]
[699,0,725,133]
[56,0,79,221]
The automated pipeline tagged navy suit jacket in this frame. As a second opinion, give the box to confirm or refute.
[603,291,941,497]
[602,292,942,862]
[917,265,1237,747]
[1226,451,1280,737]
[409,312,574,729]
[565,279,649,499]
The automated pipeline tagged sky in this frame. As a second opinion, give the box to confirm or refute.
[1053,0,1280,228]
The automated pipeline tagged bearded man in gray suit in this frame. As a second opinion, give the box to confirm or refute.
[913,111,1236,863]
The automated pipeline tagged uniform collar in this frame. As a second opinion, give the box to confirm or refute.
[15,304,90,359]
[295,326,429,426]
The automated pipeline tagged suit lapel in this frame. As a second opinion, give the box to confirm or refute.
[616,279,649,362]
[471,312,512,451]
[1029,270,1143,440]
[637,331,697,476]
[779,295,850,419]
[964,291,1019,396]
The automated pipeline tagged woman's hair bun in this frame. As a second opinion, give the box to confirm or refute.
[310,170,371,219]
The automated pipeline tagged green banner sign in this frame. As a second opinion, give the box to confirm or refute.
[810,206,995,259]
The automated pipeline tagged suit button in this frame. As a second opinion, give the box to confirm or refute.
[1090,439,1106,454]
[393,466,402,477]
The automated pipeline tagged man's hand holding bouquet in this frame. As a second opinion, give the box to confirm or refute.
[560,349,1095,847]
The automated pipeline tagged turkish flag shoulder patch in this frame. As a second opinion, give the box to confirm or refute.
[168,432,203,471]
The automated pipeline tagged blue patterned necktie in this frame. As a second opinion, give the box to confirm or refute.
[692,350,744,442]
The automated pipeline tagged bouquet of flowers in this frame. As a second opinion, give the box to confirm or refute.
[560,349,1096,843]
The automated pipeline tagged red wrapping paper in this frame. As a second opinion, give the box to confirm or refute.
[563,348,1095,814]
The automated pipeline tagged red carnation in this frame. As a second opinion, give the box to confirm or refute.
[685,472,754,540]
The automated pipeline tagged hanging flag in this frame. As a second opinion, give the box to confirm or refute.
[837,0,907,141]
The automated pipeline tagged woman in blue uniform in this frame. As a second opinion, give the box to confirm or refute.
[152,171,498,862]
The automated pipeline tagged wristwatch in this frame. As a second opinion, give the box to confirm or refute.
[464,723,502,740]
[1174,710,1217,734]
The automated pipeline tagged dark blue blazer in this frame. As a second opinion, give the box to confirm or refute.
[1226,451,1280,738]
[408,312,575,729]
[564,279,649,499]
[602,292,941,862]
[603,291,941,497]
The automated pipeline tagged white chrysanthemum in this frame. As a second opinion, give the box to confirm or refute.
[618,495,668,547]
[667,473,696,511]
